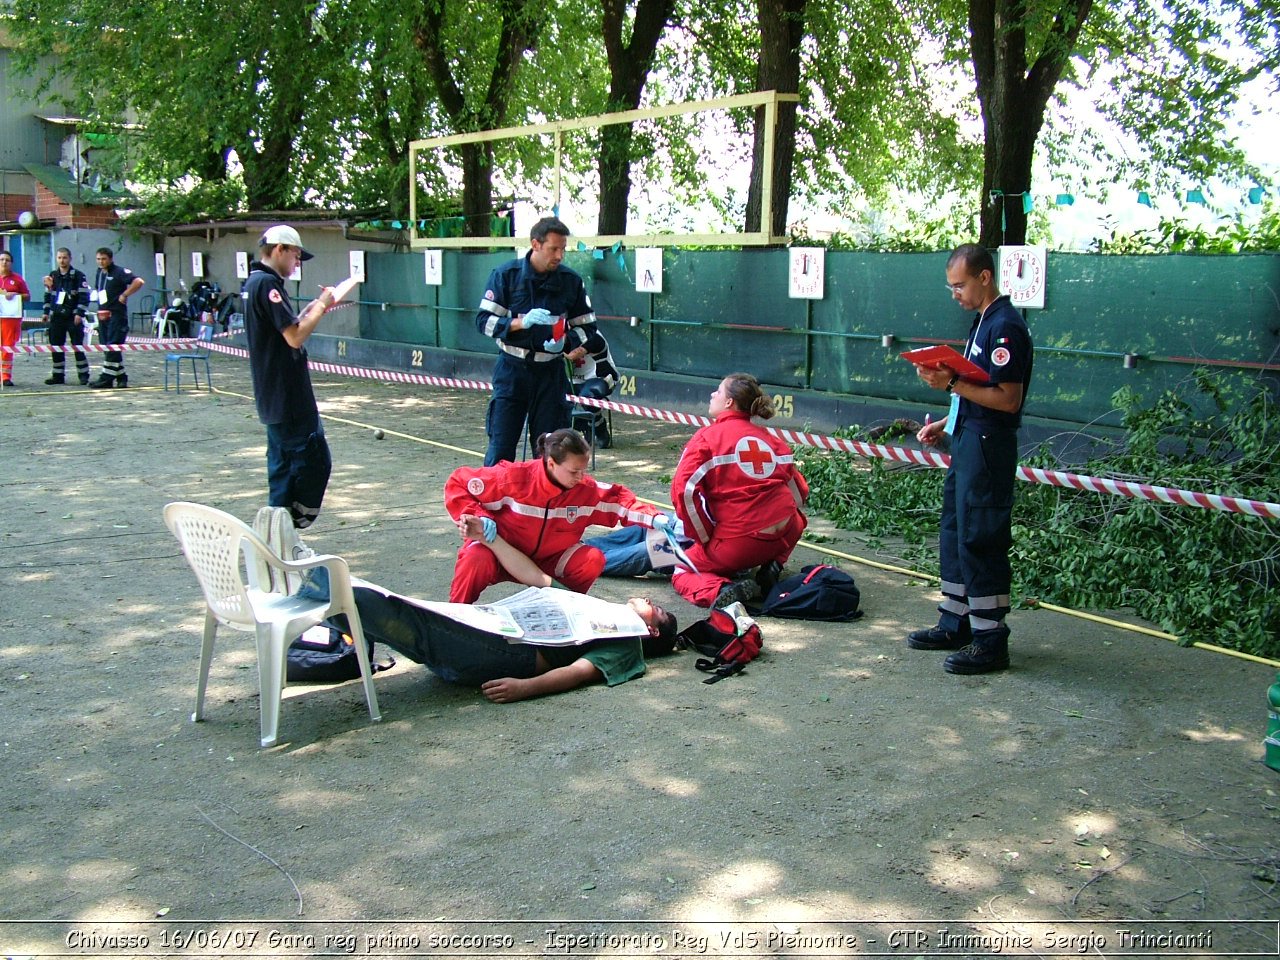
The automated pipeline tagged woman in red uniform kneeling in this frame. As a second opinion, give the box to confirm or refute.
[671,372,809,608]
[446,428,664,603]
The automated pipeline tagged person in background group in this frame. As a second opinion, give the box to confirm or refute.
[88,248,144,389]
[245,225,336,530]
[0,251,31,387]
[476,217,598,466]
[42,247,91,386]
[908,243,1034,675]
[670,372,809,609]
[444,428,668,604]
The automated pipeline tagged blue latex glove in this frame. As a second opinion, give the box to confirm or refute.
[651,513,671,530]
[522,308,554,328]
[480,517,498,543]
[543,333,566,352]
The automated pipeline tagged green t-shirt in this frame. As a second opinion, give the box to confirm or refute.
[538,637,646,686]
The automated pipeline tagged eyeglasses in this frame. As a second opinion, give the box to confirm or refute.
[944,279,969,293]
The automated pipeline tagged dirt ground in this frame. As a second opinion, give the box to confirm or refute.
[2,348,1278,960]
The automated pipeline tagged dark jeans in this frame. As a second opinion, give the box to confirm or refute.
[351,586,538,686]
[587,525,664,577]
[266,414,332,529]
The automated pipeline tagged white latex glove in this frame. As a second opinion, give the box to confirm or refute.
[522,308,554,328]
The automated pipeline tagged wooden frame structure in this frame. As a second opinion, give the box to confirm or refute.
[407,90,800,250]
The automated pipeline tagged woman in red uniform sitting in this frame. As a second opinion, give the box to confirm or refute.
[670,372,809,608]
[445,428,665,603]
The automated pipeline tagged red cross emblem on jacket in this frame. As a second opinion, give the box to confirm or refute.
[736,437,776,478]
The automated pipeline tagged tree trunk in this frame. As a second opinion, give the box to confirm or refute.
[597,124,635,235]
[414,0,539,236]
[242,103,304,210]
[744,0,805,237]
[970,0,1094,247]
[596,0,676,236]
[461,142,496,238]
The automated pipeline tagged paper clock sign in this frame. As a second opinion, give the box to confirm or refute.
[788,247,825,299]
[423,250,442,286]
[235,251,250,280]
[154,253,166,276]
[191,252,204,278]
[998,245,1047,309]
[348,250,366,282]
[635,248,663,293]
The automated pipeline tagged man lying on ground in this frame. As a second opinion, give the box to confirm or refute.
[272,509,678,703]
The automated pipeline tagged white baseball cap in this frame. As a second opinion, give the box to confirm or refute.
[258,224,313,261]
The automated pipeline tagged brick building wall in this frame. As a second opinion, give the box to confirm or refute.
[33,182,118,228]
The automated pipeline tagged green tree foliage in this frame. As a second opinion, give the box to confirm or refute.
[10,0,338,212]
[799,371,1280,659]
[659,0,977,236]
[934,0,1280,247]
[9,0,1278,244]
[1092,200,1280,253]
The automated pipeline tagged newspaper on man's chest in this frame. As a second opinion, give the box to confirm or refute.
[410,586,647,646]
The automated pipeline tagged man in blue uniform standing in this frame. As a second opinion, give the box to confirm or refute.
[88,248,144,388]
[42,247,91,385]
[909,243,1034,674]
[476,216,597,466]
[245,225,336,529]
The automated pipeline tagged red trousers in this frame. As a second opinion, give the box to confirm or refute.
[0,318,19,381]
[449,539,606,604]
[672,512,806,607]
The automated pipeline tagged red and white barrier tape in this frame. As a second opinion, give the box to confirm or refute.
[568,398,1280,517]
[3,340,197,354]
[14,335,1276,520]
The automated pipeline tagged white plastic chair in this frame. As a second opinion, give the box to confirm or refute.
[162,501,382,747]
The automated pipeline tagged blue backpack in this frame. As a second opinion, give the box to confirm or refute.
[755,564,863,622]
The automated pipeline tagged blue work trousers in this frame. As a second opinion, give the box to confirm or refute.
[484,353,571,465]
[265,414,332,529]
[936,423,1018,634]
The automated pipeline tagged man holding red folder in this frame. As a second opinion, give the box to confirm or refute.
[909,244,1034,674]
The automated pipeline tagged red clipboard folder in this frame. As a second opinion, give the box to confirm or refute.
[900,345,990,383]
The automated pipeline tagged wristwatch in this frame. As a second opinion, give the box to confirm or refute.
[945,374,959,393]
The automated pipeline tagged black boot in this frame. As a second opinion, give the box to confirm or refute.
[116,374,128,388]
[89,373,116,389]
[906,622,971,650]
[714,577,760,609]
[45,374,66,385]
[755,560,783,596]
[78,373,91,385]
[943,627,1010,675]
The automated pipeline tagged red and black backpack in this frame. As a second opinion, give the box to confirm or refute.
[676,605,764,684]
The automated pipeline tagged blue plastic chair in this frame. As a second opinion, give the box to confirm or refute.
[164,323,214,393]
